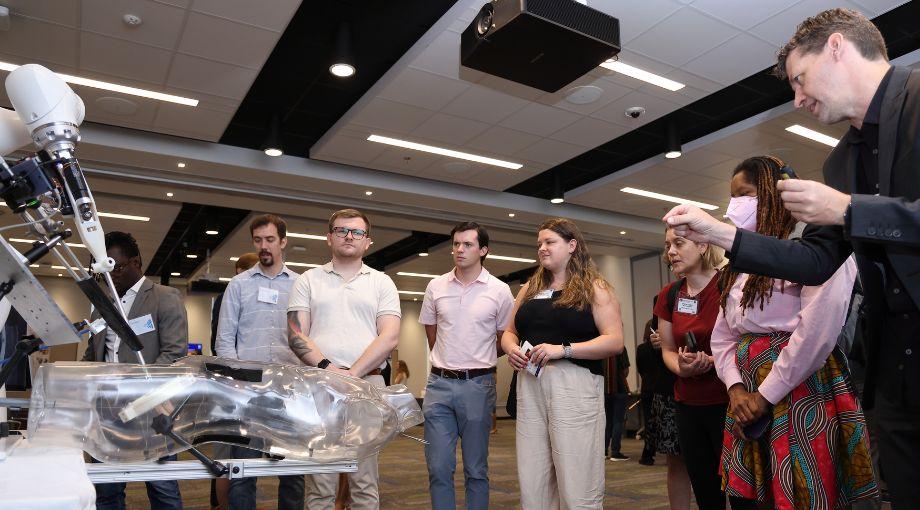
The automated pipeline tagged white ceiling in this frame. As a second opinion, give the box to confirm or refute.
[311,0,906,194]
[0,0,301,141]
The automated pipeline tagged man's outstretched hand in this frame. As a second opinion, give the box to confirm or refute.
[663,204,737,250]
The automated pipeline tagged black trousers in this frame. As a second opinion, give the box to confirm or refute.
[640,392,655,459]
[676,402,727,510]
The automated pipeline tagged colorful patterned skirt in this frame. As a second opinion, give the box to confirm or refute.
[720,332,878,509]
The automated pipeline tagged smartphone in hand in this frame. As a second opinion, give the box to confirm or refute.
[684,331,698,352]
[742,411,772,439]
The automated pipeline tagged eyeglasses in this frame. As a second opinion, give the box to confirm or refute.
[111,261,130,273]
[331,227,368,240]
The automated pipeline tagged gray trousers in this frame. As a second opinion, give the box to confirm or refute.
[423,371,496,510]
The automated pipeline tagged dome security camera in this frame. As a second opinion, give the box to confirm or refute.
[625,106,646,119]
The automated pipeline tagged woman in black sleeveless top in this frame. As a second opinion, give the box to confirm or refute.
[500,218,624,510]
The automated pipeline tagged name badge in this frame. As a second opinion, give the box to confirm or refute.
[676,297,699,315]
[534,289,554,300]
[128,314,156,335]
[258,287,279,305]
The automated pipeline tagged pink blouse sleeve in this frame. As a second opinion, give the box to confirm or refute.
[757,257,858,404]
[712,307,743,390]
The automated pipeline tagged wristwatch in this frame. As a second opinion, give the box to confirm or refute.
[317,358,332,369]
[562,340,573,359]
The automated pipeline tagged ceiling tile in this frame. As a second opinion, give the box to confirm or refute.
[378,68,470,111]
[410,113,490,146]
[81,0,186,50]
[515,138,585,166]
[499,103,581,137]
[538,77,632,115]
[850,0,910,16]
[79,32,172,85]
[0,17,78,67]
[312,134,388,164]
[476,74,545,102]
[690,0,799,30]
[586,0,684,43]
[466,126,542,156]
[683,33,781,85]
[627,8,739,67]
[166,54,260,99]
[190,0,301,32]
[590,90,679,127]
[441,85,530,124]
[549,117,630,149]
[4,0,79,27]
[153,104,236,141]
[78,85,159,125]
[371,148,440,175]
[178,12,281,70]
[658,172,724,194]
[750,0,866,46]
[350,98,434,134]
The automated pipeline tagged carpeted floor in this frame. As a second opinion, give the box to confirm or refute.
[124,420,683,509]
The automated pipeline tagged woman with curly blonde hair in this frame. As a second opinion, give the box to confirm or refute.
[501,218,624,509]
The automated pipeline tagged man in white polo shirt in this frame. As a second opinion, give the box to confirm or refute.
[420,222,514,510]
[287,208,401,510]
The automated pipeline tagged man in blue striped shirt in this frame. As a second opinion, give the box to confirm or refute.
[215,214,303,510]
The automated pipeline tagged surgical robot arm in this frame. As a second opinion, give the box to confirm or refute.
[0,64,144,363]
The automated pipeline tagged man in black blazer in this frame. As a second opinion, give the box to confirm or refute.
[663,9,919,509]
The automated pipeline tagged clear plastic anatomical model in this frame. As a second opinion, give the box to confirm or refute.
[27,356,423,463]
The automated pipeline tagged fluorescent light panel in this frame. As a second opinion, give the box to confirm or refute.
[620,187,719,211]
[2,203,148,222]
[367,135,523,170]
[287,232,327,240]
[219,277,232,282]
[398,290,425,295]
[286,262,322,268]
[0,61,198,106]
[599,60,685,91]
[396,271,439,279]
[488,254,536,263]
[97,212,150,222]
[785,124,839,147]
[9,237,85,248]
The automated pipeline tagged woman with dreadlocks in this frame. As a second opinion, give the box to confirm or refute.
[711,156,877,510]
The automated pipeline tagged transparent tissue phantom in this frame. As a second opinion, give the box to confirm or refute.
[27,356,423,463]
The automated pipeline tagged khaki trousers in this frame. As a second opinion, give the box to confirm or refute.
[305,374,385,510]
[516,360,605,510]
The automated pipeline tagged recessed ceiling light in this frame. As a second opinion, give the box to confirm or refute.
[186,254,198,259]
[57,273,62,277]
[330,63,356,77]
[367,134,523,170]
[508,213,516,218]
[489,254,536,263]
[365,190,373,196]
[396,271,439,279]
[166,192,174,197]
[785,124,839,147]
[205,230,219,235]
[665,150,682,159]
[264,148,283,157]
[418,252,429,257]
[397,290,426,295]
[0,61,199,106]
[98,212,150,222]
[413,297,418,301]
[171,272,180,276]
[599,60,685,92]
[29,264,39,268]
[620,231,627,235]
[287,232,327,240]
[564,85,603,105]
[177,162,186,168]
[621,187,718,210]
[550,198,565,204]
[230,257,239,261]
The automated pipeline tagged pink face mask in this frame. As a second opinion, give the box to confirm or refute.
[724,196,758,231]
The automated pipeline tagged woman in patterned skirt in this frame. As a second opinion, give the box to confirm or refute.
[711,156,878,509]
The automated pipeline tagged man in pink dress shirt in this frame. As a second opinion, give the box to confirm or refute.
[420,222,515,510]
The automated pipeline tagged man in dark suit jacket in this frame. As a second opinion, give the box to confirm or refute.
[663,9,919,508]
[82,231,187,510]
